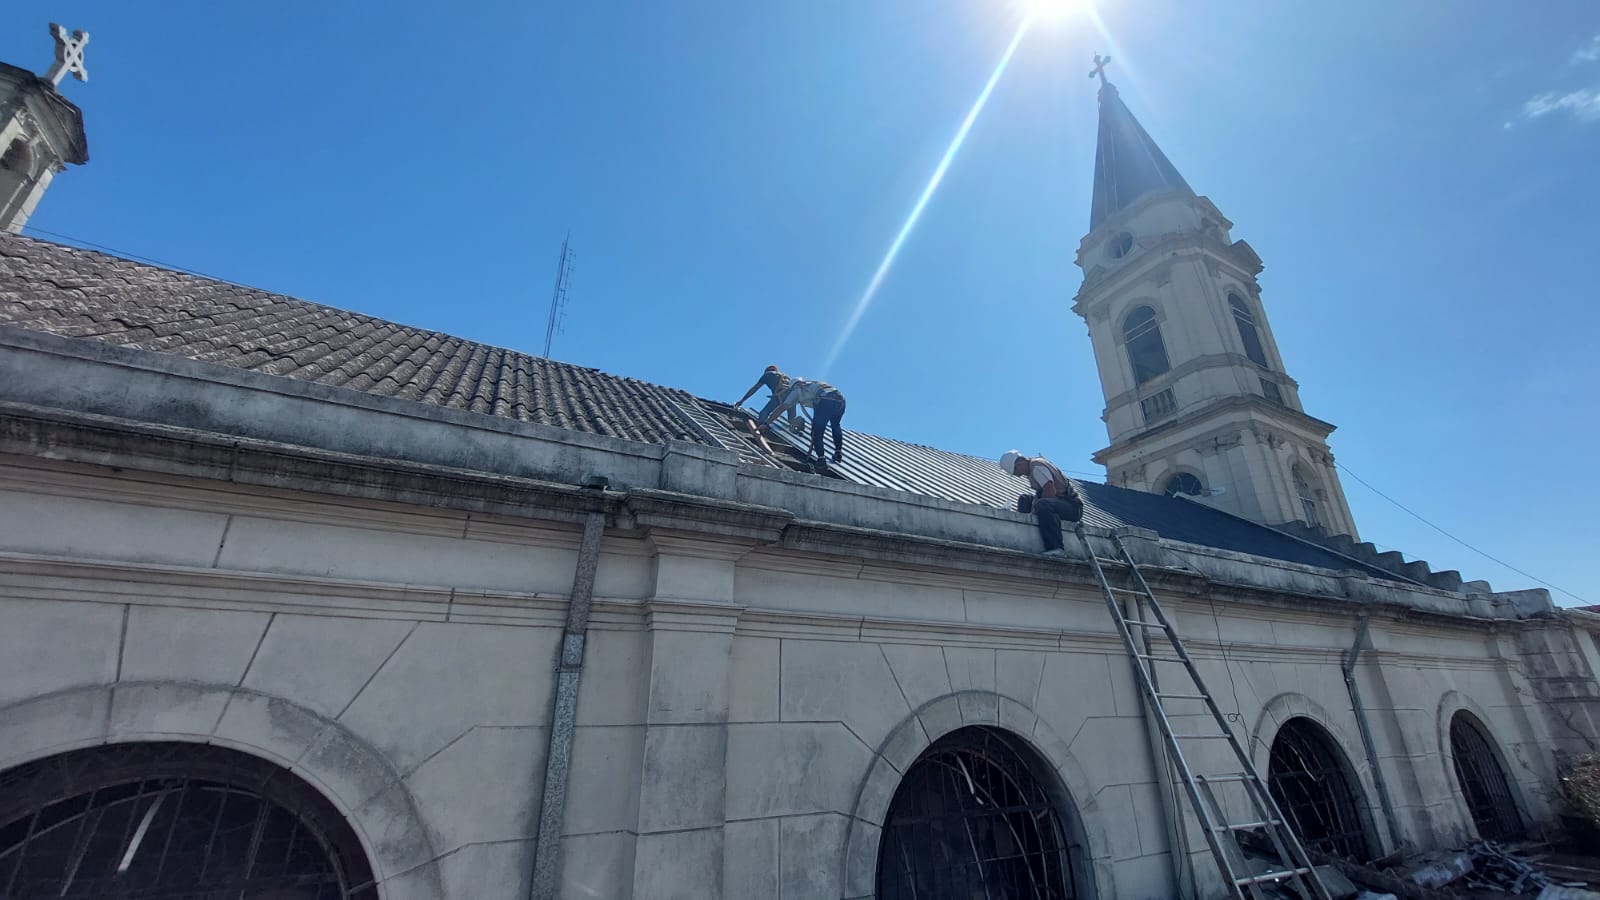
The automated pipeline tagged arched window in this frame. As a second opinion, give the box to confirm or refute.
[1449,712,1522,840]
[1229,293,1269,368]
[0,139,31,174]
[1293,466,1320,528]
[1267,718,1374,860]
[1122,306,1170,385]
[1163,472,1203,497]
[0,742,378,899]
[878,727,1080,899]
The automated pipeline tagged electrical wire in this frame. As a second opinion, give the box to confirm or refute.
[1336,461,1587,605]
[19,224,263,291]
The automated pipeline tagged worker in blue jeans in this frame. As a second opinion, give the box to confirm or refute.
[762,379,847,467]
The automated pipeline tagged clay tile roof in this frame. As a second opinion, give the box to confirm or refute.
[0,232,706,446]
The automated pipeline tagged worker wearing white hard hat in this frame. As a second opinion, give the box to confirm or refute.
[1001,450,1084,557]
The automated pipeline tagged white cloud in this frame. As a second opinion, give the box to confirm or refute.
[1575,33,1600,65]
[1522,87,1600,122]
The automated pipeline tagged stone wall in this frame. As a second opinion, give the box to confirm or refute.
[0,445,1584,899]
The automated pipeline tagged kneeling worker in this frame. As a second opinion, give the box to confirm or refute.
[1000,451,1084,557]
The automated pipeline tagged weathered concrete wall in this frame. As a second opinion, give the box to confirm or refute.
[0,450,1582,899]
[0,336,1592,899]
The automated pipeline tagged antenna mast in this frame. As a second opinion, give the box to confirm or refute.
[543,234,575,359]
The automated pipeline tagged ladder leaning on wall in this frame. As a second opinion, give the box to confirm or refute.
[1074,527,1333,900]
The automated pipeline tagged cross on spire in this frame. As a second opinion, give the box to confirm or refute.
[44,23,90,87]
[1088,53,1111,88]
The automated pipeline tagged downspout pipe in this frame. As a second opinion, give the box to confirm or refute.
[1342,610,1404,853]
[529,503,609,899]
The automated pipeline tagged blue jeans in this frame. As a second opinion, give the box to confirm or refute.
[1033,496,1081,551]
[811,392,846,460]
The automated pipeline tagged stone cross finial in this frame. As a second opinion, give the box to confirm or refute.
[1088,53,1111,88]
[44,23,90,86]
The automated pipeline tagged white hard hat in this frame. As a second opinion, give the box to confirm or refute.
[999,451,1023,474]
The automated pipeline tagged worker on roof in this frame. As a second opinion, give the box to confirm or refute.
[762,379,847,469]
[735,365,800,430]
[1001,451,1084,557]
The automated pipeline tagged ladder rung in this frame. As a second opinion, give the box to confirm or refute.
[1156,692,1209,701]
[1235,868,1312,886]
[1213,818,1282,831]
[1196,773,1254,783]
[1133,653,1184,662]
[1124,619,1170,629]
[1107,586,1144,595]
[1171,733,1231,740]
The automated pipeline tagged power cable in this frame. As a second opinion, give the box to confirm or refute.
[1335,461,1587,605]
[19,224,262,292]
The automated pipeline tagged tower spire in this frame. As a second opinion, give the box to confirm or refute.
[1088,57,1193,231]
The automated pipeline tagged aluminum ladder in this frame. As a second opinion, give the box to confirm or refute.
[1075,527,1333,900]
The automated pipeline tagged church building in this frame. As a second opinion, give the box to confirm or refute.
[1,26,1596,900]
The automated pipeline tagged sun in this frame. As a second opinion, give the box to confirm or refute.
[1018,0,1083,23]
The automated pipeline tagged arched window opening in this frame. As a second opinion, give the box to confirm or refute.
[1229,293,1269,368]
[0,742,377,900]
[0,139,31,174]
[878,726,1079,899]
[1163,472,1203,497]
[1122,306,1170,386]
[1108,232,1133,260]
[1293,466,1320,528]
[1449,712,1522,840]
[1267,718,1373,861]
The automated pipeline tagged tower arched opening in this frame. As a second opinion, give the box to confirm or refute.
[1121,305,1170,386]
[1449,711,1523,840]
[1266,717,1375,861]
[0,741,378,900]
[877,725,1087,899]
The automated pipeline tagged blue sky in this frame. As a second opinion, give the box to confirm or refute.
[5,1,1598,604]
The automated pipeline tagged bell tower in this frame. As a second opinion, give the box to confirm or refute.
[1,23,91,233]
[1071,58,1358,538]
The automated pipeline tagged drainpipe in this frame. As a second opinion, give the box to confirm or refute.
[529,501,609,900]
[1342,610,1404,853]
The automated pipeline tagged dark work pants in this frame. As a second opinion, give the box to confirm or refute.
[1032,496,1081,551]
[811,393,846,460]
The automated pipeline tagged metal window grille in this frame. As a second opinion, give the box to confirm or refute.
[878,727,1077,900]
[1449,713,1522,841]
[1259,377,1283,406]
[1266,718,1373,861]
[1164,472,1203,497]
[0,742,377,900]
[1141,388,1176,423]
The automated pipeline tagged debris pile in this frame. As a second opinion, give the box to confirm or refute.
[1316,841,1599,900]
[1562,753,1600,829]
[1455,841,1549,893]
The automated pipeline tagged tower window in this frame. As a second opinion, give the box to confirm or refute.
[1163,472,1203,497]
[1293,465,1320,528]
[0,139,31,174]
[1229,293,1269,368]
[1109,232,1133,259]
[1122,305,1171,385]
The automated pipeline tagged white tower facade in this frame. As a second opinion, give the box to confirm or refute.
[1072,76,1358,538]
[0,25,90,233]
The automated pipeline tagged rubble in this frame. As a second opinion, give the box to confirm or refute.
[1315,840,1597,900]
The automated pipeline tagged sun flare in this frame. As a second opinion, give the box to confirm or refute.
[1019,0,1082,24]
